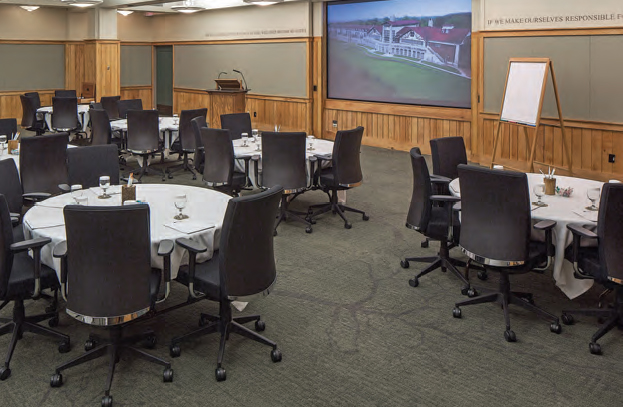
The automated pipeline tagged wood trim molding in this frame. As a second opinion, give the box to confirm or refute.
[481,28,623,37]
[152,38,312,46]
[325,99,471,121]
[121,85,152,90]
[0,40,67,45]
[246,94,311,103]
[481,112,623,132]
[0,90,55,96]
[120,42,153,46]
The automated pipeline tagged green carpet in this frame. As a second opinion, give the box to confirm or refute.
[2,143,622,406]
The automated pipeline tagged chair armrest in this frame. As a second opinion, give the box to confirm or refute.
[430,175,452,184]
[23,192,51,201]
[10,212,21,220]
[156,239,175,304]
[430,195,461,203]
[58,184,70,193]
[52,241,67,258]
[566,223,597,239]
[534,220,556,231]
[176,238,207,254]
[158,239,175,256]
[53,241,69,299]
[452,202,461,212]
[10,237,51,253]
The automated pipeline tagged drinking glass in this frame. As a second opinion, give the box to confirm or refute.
[532,183,546,207]
[307,135,315,151]
[70,184,83,203]
[75,196,88,206]
[98,176,111,199]
[174,194,188,220]
[0,135,6,155]
[586,187,600,211]
[252,129,259,139]
[173,113,179,126]
[241,133,249,147]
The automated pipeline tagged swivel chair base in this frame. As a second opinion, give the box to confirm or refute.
[307,189,369,229]
[0,299,69,381]
[561,286,623,355]
[50,326,173,406]
[275,194,313,235]
[167,152,199,180]
[453,270,562,342]
[169,300,282,382]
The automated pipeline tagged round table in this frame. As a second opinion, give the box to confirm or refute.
[22,184,231,282]
[449,173,604,299]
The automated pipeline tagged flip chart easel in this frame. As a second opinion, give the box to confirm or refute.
[490,58,572,174]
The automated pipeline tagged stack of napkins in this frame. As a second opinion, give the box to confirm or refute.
[164,221,214,234]
[572,210,598,222]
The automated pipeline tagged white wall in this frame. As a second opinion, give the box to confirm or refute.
[0,5,67,40]
[67,11,89,41]
[117,13,157,42]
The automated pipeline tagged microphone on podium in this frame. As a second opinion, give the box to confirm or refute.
[218,71,228,79]
[233,69,250,91]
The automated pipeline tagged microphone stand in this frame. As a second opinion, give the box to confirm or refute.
[233,69,250,91]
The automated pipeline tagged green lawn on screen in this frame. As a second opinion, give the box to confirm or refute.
[329,39,470,107]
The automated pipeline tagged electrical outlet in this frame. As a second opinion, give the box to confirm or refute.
[313,85,318,91]
[609,154,616,163]
[254,112,257,117]
[332,120,337,128]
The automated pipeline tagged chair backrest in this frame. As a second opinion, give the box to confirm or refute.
[90,102,103,110]
[63,205,152,323]
[406,148,433,232]
[0,160,23,215]
[67,145,120,188]
[0,118,18,138]
[200,127,235,185]
[24,92,41,110]
[117,99,143,119]
[51,97,78,131]
[101,96,120,120]
[219,186,283,298]
[458,165,531,265]
[332,126,364,187]
[597,183,623,283]
[191,116,207,150]
[430,137,467,180]
[179,108,207,151]
[89,109,112,146]
[261,132,307,192]
[20,95,38,128]
[20,132,69,195]
[127,109,160,153]
[55,90,76,98]
[220,112,251,140]
[0,195,16,300]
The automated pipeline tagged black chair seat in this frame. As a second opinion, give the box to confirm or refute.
[175,259,220,300]
[426,206,460,242]
[6,251,58,300]
[564,245,599,281]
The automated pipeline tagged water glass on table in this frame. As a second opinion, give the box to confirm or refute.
[532,183,547,207]
[70,184,83,204]
[307,135,315,151]
[174,194,189,220]
[241,133,249,147]
[586,187,600,211]
[98,176,111,199]
[0,135,6,155]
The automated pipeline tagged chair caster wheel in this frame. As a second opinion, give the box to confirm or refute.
[50,372,63,387]
[504,330,517,342]
[421,240,429,248]
[452,307,462,318]
[344,223,352,229]
[273,230,278,236]
[400,260,409,269]
[48,316,59,327]
[192,175,197,180]
[561,313,574,325]
[477,270,488,281]
[58,340,70,353]
[0,366,11,381]
[409,278,419,287]
[102,395,113,407]
[309,219,317,225]
[163,368,174,382]
[461,286,477,297]
[305,226,312,233]
[215,367,227,382]
[84,339,97,352]
[144,334,157,349]
[168,174,173,179]
[362,214,369,221]
[170,344,181,358]
[255,320,266,332]
[199,315,210,326]
[271,348,282,363]
[589,342,602,355]
[550,322,562,334]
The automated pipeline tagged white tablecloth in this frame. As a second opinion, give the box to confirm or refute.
[37,104,91,132]
[111,117,179,149]
[449,173,604,299]
[22,184,231,282]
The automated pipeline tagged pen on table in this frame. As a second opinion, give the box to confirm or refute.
[127,173,134,187]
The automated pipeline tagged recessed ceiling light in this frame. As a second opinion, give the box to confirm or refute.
[61,0,103,7]
[20,6,40,11]
[117,10,134,16]
[171,0,205,13]
[243,0,284,5]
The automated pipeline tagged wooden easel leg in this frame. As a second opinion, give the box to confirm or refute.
[549,60,573,173]
[490,121,503,168]
[527,126,539,173]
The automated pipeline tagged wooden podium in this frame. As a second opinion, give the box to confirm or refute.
[207,79,247,129]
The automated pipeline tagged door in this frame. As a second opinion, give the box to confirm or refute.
[155,45,173,116]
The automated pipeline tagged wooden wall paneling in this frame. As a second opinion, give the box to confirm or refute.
[83,41,97,97]
[0,90,54,121]
[96,41,121,99]
[173,88,210,118]
[121,86,153,110]
[65,43,85,94]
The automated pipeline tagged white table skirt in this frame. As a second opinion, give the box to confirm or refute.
[450,173,604,299]
[22,184,231,282]
[37,105,91,133]
[111,117,179,149]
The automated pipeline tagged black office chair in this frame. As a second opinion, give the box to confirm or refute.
[168,108,208,179]
[89,102,103,110]
[20,95,45,135]
[126,109,165,181]
[51,97,82,137]
[452,165,561,342]
[169,186,284,381]
[0,118,17,139]
[24,92,41,110]
[220,112,252,140]
[0,194,70,381]
[64,145,120,189]
[200,127,246,196]
[190,116,207,174]
[307,126,369,229]
[0,160,28,240]
[50,205,174,405]
[260,131,313,234]
[116,99,143,119]
[400,148,473,295]
[54,90,76,98]
[101,96,120,121]
[20,132,68,198]
[561,183,623,355]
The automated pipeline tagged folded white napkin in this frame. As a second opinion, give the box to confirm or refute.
[572,210,598,222]
[164,221,215,234]
[24,218,65,230]
[89,185,122,196]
